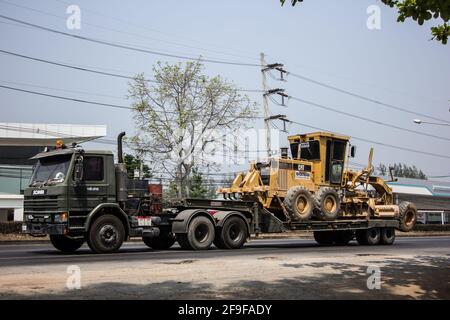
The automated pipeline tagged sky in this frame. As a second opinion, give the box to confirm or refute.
[0,0,449,179]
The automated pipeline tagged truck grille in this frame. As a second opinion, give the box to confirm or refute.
[24,196,59,213]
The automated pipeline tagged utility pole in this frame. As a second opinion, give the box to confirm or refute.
[260,52,288,158]
[260,52,271,158]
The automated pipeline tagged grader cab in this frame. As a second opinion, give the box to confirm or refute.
[218,131,417,232]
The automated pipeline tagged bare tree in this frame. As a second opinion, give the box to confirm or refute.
[128,61,257,197]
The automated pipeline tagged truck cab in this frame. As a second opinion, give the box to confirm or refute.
[22,136,163,253]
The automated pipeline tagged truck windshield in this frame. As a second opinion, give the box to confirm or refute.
[30,154,72,186]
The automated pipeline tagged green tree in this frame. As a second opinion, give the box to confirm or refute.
[128,61,256,197]
[280,0,450,44]
[123,153,152,179]
[188,167,209,199]
[376,162,427,179]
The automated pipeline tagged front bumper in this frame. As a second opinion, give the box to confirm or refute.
[22,223,67,236]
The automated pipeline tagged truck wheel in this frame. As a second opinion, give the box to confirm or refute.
[215,216,247,249]
[87,214,125,253]
[143,232,176,250]
[356,228,380,245]
[213,229,227,249]
[398,201,417,232]
[333,230,354,245]
[284,186,314,221]
[50,235,84,253]
[380,227,396,245]
[313,231,334,245]
[177,216,215,250]
[313,187,340,221]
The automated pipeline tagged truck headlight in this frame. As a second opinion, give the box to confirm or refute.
[54,212,68,223]
[27,214,34,221]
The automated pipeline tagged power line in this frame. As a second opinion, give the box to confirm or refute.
[52,0,259,60]
[288,119,450,160]
[0,84,132,110]
[0,83,265,120]
[0,15,260,67]
[0,49,145,81]
[2,0,259,62]
[0,79,127,101]
[288,71,450,125]
[289,96,450,142]
[0,49,262,93]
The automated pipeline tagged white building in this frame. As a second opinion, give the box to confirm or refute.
[0,123,107,222]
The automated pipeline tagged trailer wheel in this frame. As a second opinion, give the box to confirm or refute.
[87,214,125,253]
[176,216,215,250]
[356,228,380,245]
[313,231,334,245]
[215,216,247,249]
[333,230,354,245]
[50,235,84,253]
[313,187,340,221]
[398,201,417,232]
[380,227,396,245]
[143,232,176,250]
[284,186,314,221]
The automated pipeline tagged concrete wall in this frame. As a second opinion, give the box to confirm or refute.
[0,194,24,222]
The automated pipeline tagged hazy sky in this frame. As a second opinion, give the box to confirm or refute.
[1,0,449,178]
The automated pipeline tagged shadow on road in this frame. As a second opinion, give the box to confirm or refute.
[2,255,448,300]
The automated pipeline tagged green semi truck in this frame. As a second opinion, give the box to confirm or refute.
[22,132,416,253]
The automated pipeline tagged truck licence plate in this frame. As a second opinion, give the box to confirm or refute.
[137,217,152,226]
[21,224,27,232]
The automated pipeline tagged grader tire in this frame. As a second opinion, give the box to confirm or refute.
[398,201,417,232]
[284,186,314,221]
[313,187,341,221]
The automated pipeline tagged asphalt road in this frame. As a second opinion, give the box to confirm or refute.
[0,236,448,267]
[0,237,449,299]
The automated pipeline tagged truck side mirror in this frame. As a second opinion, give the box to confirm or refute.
[350,145,356,158]
[74,156,84,183]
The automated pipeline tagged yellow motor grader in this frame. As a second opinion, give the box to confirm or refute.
[218,131,417,233]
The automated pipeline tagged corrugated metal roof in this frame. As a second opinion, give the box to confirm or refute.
[0,123,107,146]
[387,177,450,198]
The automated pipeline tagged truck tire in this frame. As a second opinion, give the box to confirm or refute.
[313,187,340,221]
[356,228,380,245]
[313,231,334,245]
[213,230,227,249]
[380,227,396,245]
[50,235,84,253]
[214,216,247,249]
[284,186,314,221]
[87,214,125,253]
[143,232,176,250]
[398,201,417,232]
[333,230,354,245]
[176,216,215,250]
